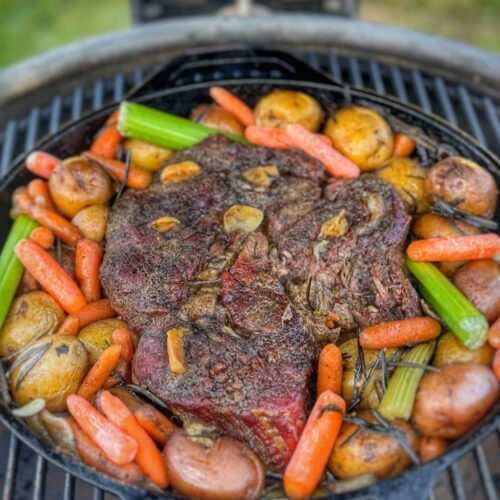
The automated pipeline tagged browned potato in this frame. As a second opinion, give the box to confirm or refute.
[339,338,397,370]
[191,104,245,136]
[71,205,109,242]
[411,213,480,276]
[10,335,89,412]
[452,260,500,322]
[412,363,498,439]
[123,139,174,172]
[418,436,449,463]
[328,410,418,480]
[434,332,494,367]
[163,430,265,500]
[49,156,114,218]
[342,369,382,410]
[78,318,137,364]
[324,106,393,171]
[426,157,498,218]
[254,89,324,132]
[376,158,429,213]
[0,291,64,357]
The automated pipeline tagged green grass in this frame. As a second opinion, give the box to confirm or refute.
[0,0,498,68]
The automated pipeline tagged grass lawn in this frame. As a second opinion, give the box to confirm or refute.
[0,0,498,68]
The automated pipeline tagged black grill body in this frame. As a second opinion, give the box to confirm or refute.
[0,45,499,500]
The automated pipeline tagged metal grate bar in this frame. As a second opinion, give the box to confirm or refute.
[457,84,486,146]
[33,455,47,500]
[92,80,105,110]
[71,87,84,121]
[305,52,320,71]
[411,69,432,112]
[483,96,500,141]
[63,473,75,500]
[0,120,17,178]
[327,54,342,81]
[133,67,145,85]
[368,60,386,95]
[474,444,498,500]
[434,76,458,127]
[113,73,125,101]
[24,107,40,151]
[449,463,468,500]
[2,434,19,500]
[93,486,104,500]
[48,96,62,134]
[389,64,408,102]
[348,57,363,87]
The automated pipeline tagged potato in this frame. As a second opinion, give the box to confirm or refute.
[412,363,498,439]
[123,139,174,172]
[418,436,449,463]
[71,204,109,242]
[163,430,264,500]
[376,158,429,213]
[452,260,500,322]
[426,157,498,218]
[254,89,324,132]
[10,335,89,412]
[339,338,397,370]
[411,213,480,276]
[49,156,114,218]
[78,318,137,364]
[324,106,393,171]
[190,104,245,136]
[342,369,382,410]
[0,292,64,357]
[434,332,494,367]
[328,410,418,480]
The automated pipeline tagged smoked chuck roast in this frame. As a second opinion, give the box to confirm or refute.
[101,135,420,470]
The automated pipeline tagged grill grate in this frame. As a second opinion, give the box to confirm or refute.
[0,49,499,500]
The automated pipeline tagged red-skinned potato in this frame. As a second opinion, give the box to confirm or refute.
[412,363,498,439]
[426,157,498,218]
[452,260,500,323]
[418,437,449,463]
[163,430,264,500]
[191,104,245,136]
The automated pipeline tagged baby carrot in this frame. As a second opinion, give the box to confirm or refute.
[75,239,103,302]
[74,299,116,328]
[84,152,152,189]
[27,179,55,210]
[284,123,360,178]
[317,344,343,395]
[284,390,345,499]
[89,122,122,159]
[134,405,176,447]
[67,417,145,487]
[209,87,254,127]
[99,391,169,488]
[77,344,122,400]
[67,394,137,465]
[488,316,500,349]
[14,239,87,314]
[16,192,82,247]
[245,125,289,149]
[360,317,441,349]
[29,227,54,249]
[493,350,500,381]
[407,234,500,262]
[56,314,81,336]
[26,151,60,178]
[112,328,135,363]
[392,132,416,158]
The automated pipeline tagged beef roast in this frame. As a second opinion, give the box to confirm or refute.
[101,135,420,470]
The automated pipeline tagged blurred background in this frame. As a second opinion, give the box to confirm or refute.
[0,0,499,69]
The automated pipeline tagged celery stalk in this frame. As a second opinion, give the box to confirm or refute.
[0,215,39,328]
[378,340,436,420]
[406,256,488,350]
[118,101,247,150]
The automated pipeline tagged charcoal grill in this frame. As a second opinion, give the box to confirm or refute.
[0,8,499,500]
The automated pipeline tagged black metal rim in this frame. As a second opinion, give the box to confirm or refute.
[0,75,499,499]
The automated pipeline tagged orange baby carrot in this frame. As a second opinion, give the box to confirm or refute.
[67,394,137,465]
[77,344,122,400]
[68,417,145,487]
[56,314,81,336]
[29,227,54,249]
[14,239,87,314]
[393,132,416,158]
[75,239,103,302]
[26,151,61,178]
[27,179,55,210]
[134,405,176,447]
[488,316,500,349]
[74,299,116,328]
[408,234,500,262]
[284,390,345,499]
[209,86,254,127]
[317,344,343,395]
[16,192,81,246]
[99,391,169,488]
[112,328,135,363]
[89,125,122,159]
[284,124,360,178]
[493,350,500,381]
[84,152,152,189]
[245,125,289,149]
[360,317,442,349]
